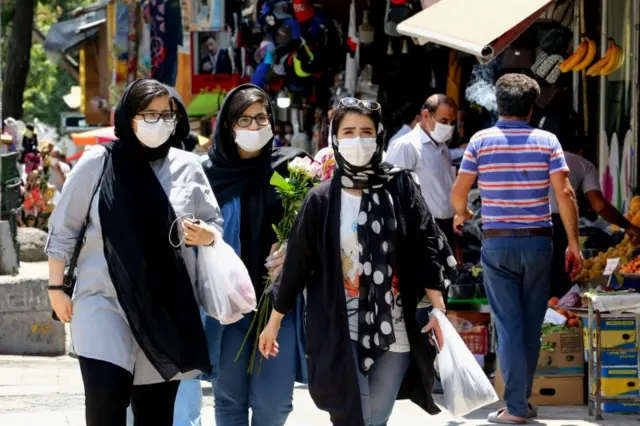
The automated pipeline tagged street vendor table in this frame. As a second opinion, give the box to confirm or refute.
[582,293,640,420]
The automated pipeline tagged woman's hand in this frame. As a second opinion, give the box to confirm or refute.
[49,290,73,323]
[266,242,287,281]
[259,317,281,359]
[183,219,215,246]
[422,312,445,351]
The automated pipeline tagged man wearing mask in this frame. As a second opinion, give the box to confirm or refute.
[385,94,459,245]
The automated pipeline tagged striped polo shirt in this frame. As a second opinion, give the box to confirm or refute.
[459,121,569,230]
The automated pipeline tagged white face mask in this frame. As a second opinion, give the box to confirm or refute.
[337,137,378,167]
[50,158,59,166]
[135,120,175,148]
[235,126,273,152]
[428,115,455,144]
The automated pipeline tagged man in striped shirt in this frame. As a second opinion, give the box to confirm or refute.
[451,74,583,425]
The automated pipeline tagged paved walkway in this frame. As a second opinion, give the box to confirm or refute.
[1,355,638,425]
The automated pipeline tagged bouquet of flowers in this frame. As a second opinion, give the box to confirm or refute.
[238,156,322,374]
[314,147,336,182]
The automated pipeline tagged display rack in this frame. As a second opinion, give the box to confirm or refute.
[584,296,640,419]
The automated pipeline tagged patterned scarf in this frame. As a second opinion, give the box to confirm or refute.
[332,123,404,374]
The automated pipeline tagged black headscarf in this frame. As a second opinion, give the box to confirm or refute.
[203,84,307,300]
[331,106,457,375]
[330,107,404,374]
[204,84,305,206]
[98,79,210,380]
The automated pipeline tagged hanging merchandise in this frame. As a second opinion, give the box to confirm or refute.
[535,0,574,56]
[344,0,358,96]
[149,0,184,86]
[191,0,225,31]
[359,8,375,45]
[385,0,414,37]
[293,0,314,23]
[138,2,152,78]
[446,50,462,106]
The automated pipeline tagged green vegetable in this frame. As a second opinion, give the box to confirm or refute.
[541,323,575,336]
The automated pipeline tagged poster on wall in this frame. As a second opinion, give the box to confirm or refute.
[190,0,225,31]
[191,31,240,93]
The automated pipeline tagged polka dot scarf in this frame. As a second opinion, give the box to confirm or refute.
[332,131,404,374]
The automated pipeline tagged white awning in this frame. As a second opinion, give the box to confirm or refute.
[397,0,554,63]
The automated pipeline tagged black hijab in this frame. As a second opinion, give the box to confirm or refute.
[204,84,305,206]
[98,79,210,380]
[203,84,307,295]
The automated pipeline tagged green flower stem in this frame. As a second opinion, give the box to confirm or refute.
[235,170,312,375]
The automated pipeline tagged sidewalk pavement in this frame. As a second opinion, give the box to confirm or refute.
[1,355,638,426]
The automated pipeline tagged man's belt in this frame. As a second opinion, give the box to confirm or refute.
[483,228,553,239]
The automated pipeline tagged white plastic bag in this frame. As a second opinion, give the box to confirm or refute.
[196,241,256,325]
[432,308,498,418]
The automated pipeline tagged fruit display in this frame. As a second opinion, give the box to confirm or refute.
[619,257,640,274]
[574,196,640,284]
[547,298,581,328]
[560,36,625,76]
[587,38,625,77]
[574,233,635,284]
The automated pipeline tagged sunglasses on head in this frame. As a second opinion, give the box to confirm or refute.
[338,97,381,112]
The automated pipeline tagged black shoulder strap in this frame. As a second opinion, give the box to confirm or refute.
[63,146,112,286]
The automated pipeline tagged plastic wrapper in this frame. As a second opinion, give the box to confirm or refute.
[196,240,256,324]
[432,308,498,418]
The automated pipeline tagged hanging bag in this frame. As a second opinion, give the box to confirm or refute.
[432,308,499,418]
[536,0,574,55]
[196,239,256,324]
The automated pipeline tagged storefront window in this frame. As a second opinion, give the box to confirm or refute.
[600,0,637,211]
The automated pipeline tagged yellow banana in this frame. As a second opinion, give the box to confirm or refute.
[560,39,588,72]
[573,38,596,71]
[587,39,616,76]
[605,43,626,75]
[599,43,622,76]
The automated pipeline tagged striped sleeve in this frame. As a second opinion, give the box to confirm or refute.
[459,140,478,175]
[549,136,569,175]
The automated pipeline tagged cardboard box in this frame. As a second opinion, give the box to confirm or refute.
[585,348,639,366]
[595,366,639,397]
[495,370,585,406]
[581,316,638,350]
[600,402,640,414]
[537,331,584,376]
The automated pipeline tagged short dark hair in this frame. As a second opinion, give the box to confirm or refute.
[225,87,270,129]
[125,79,170,118]
[422,94,458,114]
[331,105,381,137]
[496,73,540,118]
[399,102,419,124]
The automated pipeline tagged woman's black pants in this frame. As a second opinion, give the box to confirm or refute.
[79,356,180,426]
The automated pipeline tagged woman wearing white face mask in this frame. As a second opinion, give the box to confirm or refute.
[172,84,311,426]
[260,98,457,426]
[46,78,223,426]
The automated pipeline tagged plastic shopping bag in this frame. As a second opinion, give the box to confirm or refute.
[432,308,498,418]
[196,241,256,324]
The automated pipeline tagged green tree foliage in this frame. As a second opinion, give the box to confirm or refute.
[2,0,94,127]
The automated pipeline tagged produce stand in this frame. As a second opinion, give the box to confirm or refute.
[581,293,640,419]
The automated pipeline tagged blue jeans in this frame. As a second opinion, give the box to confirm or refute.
[481,236,552,418]
[174,379,203,426]
[352,341,411,426]
[212,313,297,426]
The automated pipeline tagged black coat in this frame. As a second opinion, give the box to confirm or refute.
[269,171,445,426]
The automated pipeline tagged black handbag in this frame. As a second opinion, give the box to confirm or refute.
[52,151,110,322]
[536,0,574,55]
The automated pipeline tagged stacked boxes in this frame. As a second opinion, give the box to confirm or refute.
[494,329,586,406]
[582,316,640,414]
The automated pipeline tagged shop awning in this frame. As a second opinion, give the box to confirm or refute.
[44,10,106,54]
[397,0,554,63]
[70,126,116,146]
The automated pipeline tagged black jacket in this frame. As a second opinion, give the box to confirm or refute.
[269,171,444,426]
